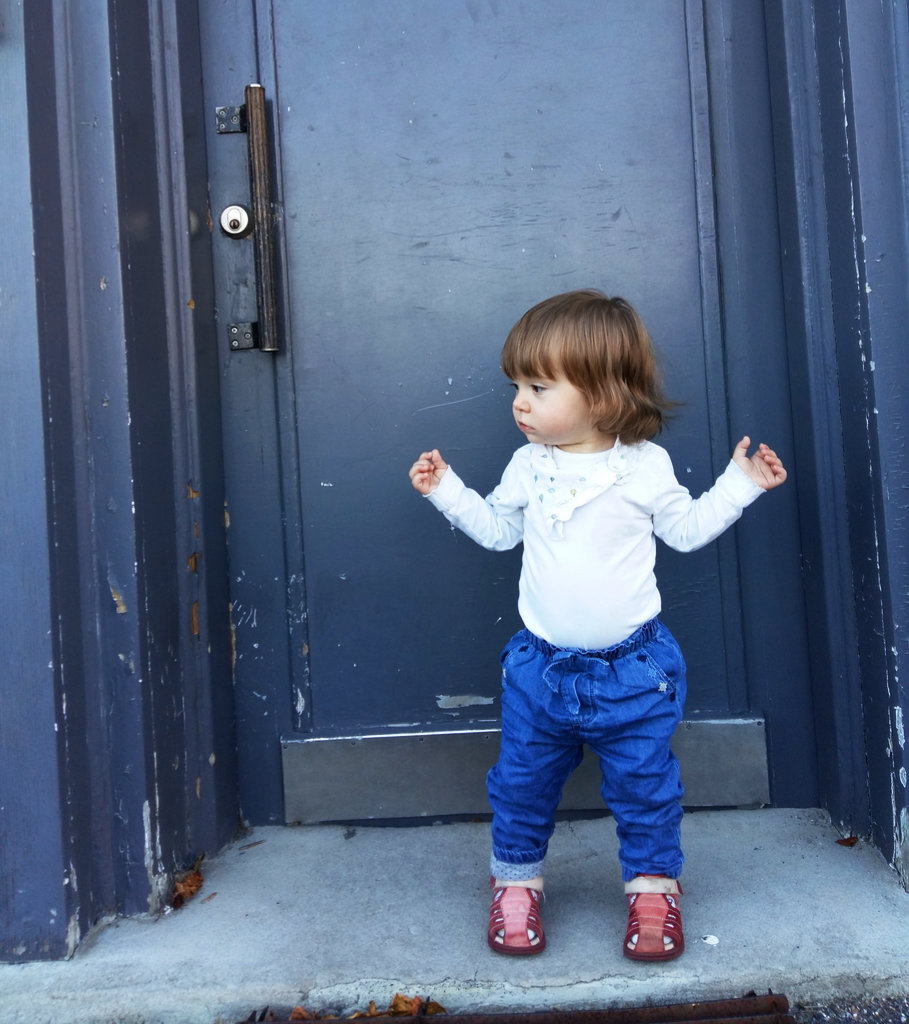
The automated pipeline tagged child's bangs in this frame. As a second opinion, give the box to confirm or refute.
[501,324,570,382]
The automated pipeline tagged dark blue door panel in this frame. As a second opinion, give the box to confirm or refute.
[199,0,814,821]
[276,1,727,731]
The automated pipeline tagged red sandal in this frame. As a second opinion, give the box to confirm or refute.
[623,874,684,961]
[487,884,546,955]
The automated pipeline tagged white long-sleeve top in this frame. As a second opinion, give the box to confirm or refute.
[427,439,764,650]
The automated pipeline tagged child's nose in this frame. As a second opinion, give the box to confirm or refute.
[513,389,530,411]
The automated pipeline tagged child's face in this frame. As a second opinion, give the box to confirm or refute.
[509,375,613,452]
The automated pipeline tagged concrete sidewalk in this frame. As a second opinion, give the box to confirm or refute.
[2,809,908,1024]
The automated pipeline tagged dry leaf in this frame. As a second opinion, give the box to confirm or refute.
[171,869,203,908]
[386,995,417,1017]
[171,856,205,908]
[280,994,447,1022]
[350,1001,378,1019]
[836,835,859,847]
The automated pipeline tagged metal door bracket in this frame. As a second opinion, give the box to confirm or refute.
[215,104,247,134]
[228,322,258,351]
[216,85,279,352]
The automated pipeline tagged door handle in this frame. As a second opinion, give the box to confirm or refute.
[244,84,279,352]
[216,83,279,353]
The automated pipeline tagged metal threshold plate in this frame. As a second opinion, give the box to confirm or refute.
[282,718,769,824]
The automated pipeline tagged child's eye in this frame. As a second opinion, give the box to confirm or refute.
[509,380,547,395]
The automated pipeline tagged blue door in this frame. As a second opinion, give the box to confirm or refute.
[200,1,813,824]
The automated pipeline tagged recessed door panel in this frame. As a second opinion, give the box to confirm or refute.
[199,1,810,822]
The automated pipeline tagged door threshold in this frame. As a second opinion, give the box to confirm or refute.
[281,719,769,824]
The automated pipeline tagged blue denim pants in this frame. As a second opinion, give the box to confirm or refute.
[488,618,687,883]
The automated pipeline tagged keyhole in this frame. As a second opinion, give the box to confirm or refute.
[219,204,251,238]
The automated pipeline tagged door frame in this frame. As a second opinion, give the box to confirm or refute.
[5,0,909,963]
[194,0,908,862]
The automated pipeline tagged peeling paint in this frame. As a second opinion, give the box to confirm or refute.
[143,799,168,914]
[233,602,257,628]
[109,582,127,614]
[897,808,909,892]
[895,706,905,749]
[436,694,495,709]
[66,913,81,958]
[228,602,236,671]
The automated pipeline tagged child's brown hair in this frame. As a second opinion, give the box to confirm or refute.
[501,289,670,444]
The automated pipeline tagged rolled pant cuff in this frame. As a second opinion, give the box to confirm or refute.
[490,854,546,881]
[621,863,684,883]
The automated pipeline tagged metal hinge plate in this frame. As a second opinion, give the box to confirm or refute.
[227,322,258,351]
[215,104,247,134]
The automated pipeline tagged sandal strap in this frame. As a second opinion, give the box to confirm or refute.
[624,874,681,895]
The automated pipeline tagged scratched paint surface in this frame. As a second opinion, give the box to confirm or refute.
[227,1,763,746]
[259,1,729,735]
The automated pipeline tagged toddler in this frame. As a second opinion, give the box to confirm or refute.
[408,290,787,960]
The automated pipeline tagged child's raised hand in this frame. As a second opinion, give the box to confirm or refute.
[409,449,449,495]
[732,436,788,490]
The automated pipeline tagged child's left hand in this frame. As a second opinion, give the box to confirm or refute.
[732,436,788,490]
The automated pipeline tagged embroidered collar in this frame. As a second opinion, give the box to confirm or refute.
[530,440,632,535]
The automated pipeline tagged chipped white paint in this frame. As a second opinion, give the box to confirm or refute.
[66,912,81,958]
[233,602,258,628]
[436,694,495,709]
[898,808,909,889]
[895,706,905,749]
[143,798,168,914]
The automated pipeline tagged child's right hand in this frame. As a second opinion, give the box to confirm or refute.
[409,449,448,495]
